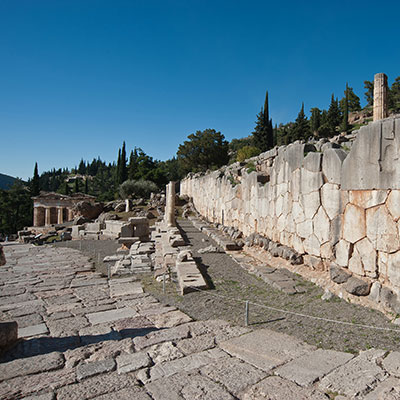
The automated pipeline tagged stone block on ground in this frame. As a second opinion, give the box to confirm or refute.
[76,358,116,381]
[116,351,152,374]
[87,307,138,325]
[19,323,49,338]
[343,276,371,296]
[219,329,314,372]
[0,321,18,351]
[176,260,207,295]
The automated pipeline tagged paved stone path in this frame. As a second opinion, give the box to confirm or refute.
[1,244,400,399]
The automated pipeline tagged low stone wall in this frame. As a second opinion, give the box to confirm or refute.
[181,116,400,312]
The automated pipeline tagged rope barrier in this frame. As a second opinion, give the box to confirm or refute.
[183,284,400,333]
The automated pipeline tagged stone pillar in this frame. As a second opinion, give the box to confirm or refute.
[125,199,131,213]
[33,207,39,227]
[45,207,51,226]
[57,207,64,224]
[67,208,74,222]
[373,73,388,121]
[165,181,176,227]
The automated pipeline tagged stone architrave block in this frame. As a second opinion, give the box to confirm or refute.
[386,190,400,221]
[335,240,351,267]
[366,205,400,253]
[303,152,322,172]
[342,204,365,244]
[313,206,330,245]
[322,148,347,185]
[321,183,340,220]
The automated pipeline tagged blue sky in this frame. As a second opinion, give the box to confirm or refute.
[1,0,399,180]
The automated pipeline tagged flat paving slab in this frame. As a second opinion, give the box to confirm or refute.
[86,307,138,325]
[220,328,315,372]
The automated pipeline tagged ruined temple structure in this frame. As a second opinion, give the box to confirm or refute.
[181,74,400,314]
[32,192,96,227]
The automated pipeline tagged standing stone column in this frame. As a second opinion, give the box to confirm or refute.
[33,207,39,227]
[67,208,74,222]
[44,207,51,226]
[165,181,176,227]
[373,73,388,121]
[57,207,64,224]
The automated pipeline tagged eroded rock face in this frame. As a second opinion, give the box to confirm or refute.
[73,201,104,220]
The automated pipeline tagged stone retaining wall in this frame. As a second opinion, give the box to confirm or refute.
[181,116,400,311]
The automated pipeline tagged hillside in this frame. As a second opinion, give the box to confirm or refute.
[0,173,17,190]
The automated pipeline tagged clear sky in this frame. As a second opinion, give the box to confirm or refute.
[1,0,399,180]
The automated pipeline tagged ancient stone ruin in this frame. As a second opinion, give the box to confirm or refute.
[32,192,97,226]
[181,76,400,314]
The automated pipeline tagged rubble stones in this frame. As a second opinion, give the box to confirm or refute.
[343,276,371,296]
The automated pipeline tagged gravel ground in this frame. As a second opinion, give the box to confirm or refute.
[54,220,400,353]
[142,219,400,353]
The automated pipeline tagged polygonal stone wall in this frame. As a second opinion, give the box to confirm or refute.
[181,116,400,309]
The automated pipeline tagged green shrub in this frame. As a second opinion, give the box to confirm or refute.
[119,179,158,199]
[236,146,260,162]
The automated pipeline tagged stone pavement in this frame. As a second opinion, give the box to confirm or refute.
[1,244,400,399]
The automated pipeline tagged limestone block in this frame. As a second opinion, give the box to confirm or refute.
[292,235,305,254]
[354,238,377,278]
[277,214,285,232]
[320,242,333,259]
[387,190,400,221]
[275,195,284,217]
[387,251,400,288]
[348,251,364,276]
[285,143,305,172]
[322,148,347,185]
[342,204,365,244]
[321,183,340,220]
[313,207,330,245]
[330,264,351,284]
[290,169,301,202]
[296,219,313,239]
[292,201,305,224]
[303,152,322,172]
[300,169,323,194]
[285,213,295,234]
[378,251,388,278]
[329,215,341,246]
[343,277,371,296]
[366,205,400,253]
[301,191,320,220]
[349,190,388,209]
[335,240,351,267]
[369,281,381,303]
[303,234,320,257]
[86,222,102,233]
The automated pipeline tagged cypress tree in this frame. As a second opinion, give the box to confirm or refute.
[252,91,274,152]
[327,94,341,134]
[74,178,80,193]
[84,178,88,194]
[31,162,40,196]
[310,108,321,135]
[341,83,349,133]
[116,148,121,185]
[292,103,310,141]
[64,180,70,196]
[120,141,128,183]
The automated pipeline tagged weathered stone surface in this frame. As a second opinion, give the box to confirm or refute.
[354,238,377,277]
[200,357,267,396]
[76,358,116,381]
[275,349,354,386]
[342,203,365,244]
[146,341,184,364]
[363,376,400,400]
[0,351,64,381]
[349,190,388,209]
[56,372,138,400]
[313,206,330,244]
[303,234,321,257]
[387,190,400,221]
[321,183,341,220]
[303,152,322,172]
[219,329,314,372]
[87,307,137,325]
[366,205,400,253]
[116,352,152,374]
[387,251,400,287]
[19,323,49,338]
[300,169,323,194]
[109,281,143,297]
[322,148,347,185]
[319,349,387,397]
[146,370,234,400]
[335,240,351,267]
[330,264,351,284]
[92,387,152,400]
[348,251,364,276]
[301,191,320,220]
[243,376,328,400]
[343,276,371,296]
[176,333,216,355]
[147,310,192,328]
[382,351,400,377]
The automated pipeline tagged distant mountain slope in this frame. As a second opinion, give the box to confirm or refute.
[0,173,17,190]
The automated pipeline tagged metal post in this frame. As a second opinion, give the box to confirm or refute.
[245,300,249,326]
[163,273,166,294]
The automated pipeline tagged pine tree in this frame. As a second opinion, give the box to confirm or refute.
[64,180,70,196]
[327,94,341,134]
[292,103,310,141]
[364,80,374,106]
[116,148,121,185]
[252,91,274,152]
[74,178,80,193]
[310,108,321,135]
[31,162,40,196]
[388,76,400,113]
[84,178,88,194]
